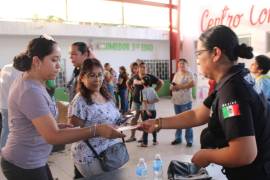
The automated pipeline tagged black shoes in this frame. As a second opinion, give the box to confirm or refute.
[171,140,182,145]
[171,140,192,147]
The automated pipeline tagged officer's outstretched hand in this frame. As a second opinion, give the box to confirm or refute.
[96,124,126,139]
[137,119,156,133]
[191,149,211,167]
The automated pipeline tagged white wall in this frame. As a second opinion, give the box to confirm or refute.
[0,21,169,80]
[56,37,169,79]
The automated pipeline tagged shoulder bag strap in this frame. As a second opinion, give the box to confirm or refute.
[84,128,125,160]
[84,140,102,161]
[82,122,102,160]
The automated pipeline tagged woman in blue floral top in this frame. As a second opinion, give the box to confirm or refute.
[68,58,122,177]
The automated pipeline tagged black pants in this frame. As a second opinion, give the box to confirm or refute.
[142,110,157,145]
[224,162,270,180]
[1,158,53,180]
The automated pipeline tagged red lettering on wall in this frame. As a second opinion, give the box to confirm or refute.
[200,4,270,32]
[201,10,209,32]
[226,15,233,27]
[259,8,268,24]
[232,14,243,27]
[268,9,270,23]
[249,5,270,26]
[249,5,256,25]
[200,6,243,32]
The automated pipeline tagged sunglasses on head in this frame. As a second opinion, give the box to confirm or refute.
[39,34,55,41]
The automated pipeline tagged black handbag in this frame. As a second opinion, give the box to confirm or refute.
[84,137,129,172]
[167,160,212,180]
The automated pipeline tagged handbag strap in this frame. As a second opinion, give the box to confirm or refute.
[83,129,125,160]
[82,123,102,160]
[84,140,103,161]
[84,137,125,161]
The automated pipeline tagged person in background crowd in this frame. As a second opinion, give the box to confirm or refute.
[249,55,270,101]
[139,25,270,180]
[67,41,94,178]
[128,62,139,110]
[67,42,94,102]
[0,36,124,180]
[117,66,129,114]
[139,76,159,147]
[126,62,163,142]
[68,58,124,177]
[170,58,195,147]
[104,63,118,105]
[0,63,22,149]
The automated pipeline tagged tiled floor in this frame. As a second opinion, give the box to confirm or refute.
[0,97,210,180]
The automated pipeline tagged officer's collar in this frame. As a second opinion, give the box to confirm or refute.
[215,64,248,91]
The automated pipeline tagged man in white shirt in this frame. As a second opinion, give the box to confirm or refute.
[0,63,22,149]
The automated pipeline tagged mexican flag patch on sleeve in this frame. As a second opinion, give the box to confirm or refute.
[222,102,241,119]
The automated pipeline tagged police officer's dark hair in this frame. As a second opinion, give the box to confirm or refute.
[255,55,270,74]
[78,58,111,104]
[199,25,254,62]
[13,36,57,71]
[72,42,90,57]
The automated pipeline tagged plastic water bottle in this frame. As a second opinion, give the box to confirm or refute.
[153,154,163,180]
[136,158,148,179]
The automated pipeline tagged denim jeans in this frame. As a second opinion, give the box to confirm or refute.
[142,110,157,145]
[174,102,193,144]
[107,84,114,97]
[119,88,129,113]
[0,109,8,149]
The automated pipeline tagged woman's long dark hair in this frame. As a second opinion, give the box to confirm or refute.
[72,42,90,57]
[119,66,128,81]
[78,58,111,104]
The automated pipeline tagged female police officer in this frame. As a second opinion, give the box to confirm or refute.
[139,25,270,180]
